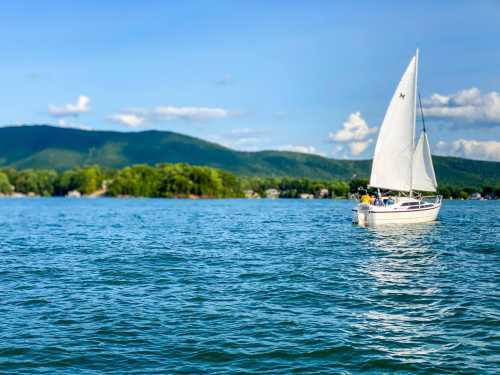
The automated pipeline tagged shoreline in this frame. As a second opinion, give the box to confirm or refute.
[0,195,492,201]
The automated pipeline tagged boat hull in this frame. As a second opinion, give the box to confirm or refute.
[353,204,441,226]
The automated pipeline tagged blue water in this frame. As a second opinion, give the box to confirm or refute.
[0,198,498,374]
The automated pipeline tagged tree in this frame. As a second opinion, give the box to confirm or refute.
[349,178,369,194]
[330,180,349,198]
[0,171,12,194]
[438,186,451,199]
[13,169,57,196]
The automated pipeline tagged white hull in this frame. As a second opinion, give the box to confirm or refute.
[353,201,441,226]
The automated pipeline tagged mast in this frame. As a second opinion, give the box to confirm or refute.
[409,48,419,197]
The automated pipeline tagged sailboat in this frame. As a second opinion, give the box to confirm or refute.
[353,49,442,226]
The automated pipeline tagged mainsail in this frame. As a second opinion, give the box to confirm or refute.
[369,52,418,192]
[369,49,437,193]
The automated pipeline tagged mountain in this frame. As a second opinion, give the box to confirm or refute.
[0,125,498,186]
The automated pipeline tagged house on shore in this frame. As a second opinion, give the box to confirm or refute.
[265,189,280,199]
[243,190,260,199]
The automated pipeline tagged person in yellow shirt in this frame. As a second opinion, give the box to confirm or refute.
[361,193,371,204]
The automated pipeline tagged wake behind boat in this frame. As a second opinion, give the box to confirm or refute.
[353,49,442,226]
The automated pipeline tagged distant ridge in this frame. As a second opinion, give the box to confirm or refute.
[0,125,499,186]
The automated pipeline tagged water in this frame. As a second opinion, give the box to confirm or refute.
[0,198,498,374]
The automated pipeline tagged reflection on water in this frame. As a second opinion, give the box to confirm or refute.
[357,222,444,360]
[364,222,438,283]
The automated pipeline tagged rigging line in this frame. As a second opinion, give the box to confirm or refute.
[418,91,427,133]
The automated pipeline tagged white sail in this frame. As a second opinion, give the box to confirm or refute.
[411,131,437,192]
[369,52,418,192]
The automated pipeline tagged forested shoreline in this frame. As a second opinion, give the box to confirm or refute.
[0,164,498,200]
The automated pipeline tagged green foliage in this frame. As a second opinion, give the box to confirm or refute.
[0,161,499,200]
[0,126,499,187]
[349,178,369,194]
[0,171,12,194]
[10,169,57,196]
[240,177,350,198]
[458,191,469,200]
[329,180,350,197]
[107,163,243,198]
[55,166,104,195]
[437,186,452,199]
[108,165,161,197]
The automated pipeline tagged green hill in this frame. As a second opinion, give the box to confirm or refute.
[0,125,499,186]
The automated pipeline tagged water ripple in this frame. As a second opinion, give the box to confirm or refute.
[0,198,498,373]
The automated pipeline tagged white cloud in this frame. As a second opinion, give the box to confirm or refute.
[109,105,233,127]
[227,128,266,138]
[331,141,373,159]
[207,128,271,151]
[49,95,90,117]
[153,106,230,121]
[423,88,500,124]
[57,119,91,131]
[231,137,264,148]
[435,139,500,162]
[425,93,450,106]
[329,112,377,142]
[329,112,377,158]
[349,140,373,156]
[277,145,326,157]
[108,113,145,127]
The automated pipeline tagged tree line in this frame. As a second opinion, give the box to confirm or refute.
[0,165,498,199]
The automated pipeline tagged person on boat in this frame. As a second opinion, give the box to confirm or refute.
[360,193,371,204]
[386,195,395,205]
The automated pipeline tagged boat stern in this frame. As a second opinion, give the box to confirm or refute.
[353,203,370,225]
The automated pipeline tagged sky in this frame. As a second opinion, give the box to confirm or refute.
[0,0,499,161]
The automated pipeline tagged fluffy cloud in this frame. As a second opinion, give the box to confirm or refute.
[108,113,145,127]
[109,105,233,127]
[329,112,377,157]
[49,95,90,117]
[329,112,377,142]
[277,145,326,157]
[209,128,271,151]
[153,106,229,121]
[228,128,260,136]
[348,140,373,156]
[230,137,263,149]
[435,139,500,162]
[423,88,500,124]
[331,140,373,158]
[57,119,91,131]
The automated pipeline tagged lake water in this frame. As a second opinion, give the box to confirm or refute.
[0,198,498,374]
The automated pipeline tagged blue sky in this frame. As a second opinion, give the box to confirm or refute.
[0,1,499,161]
